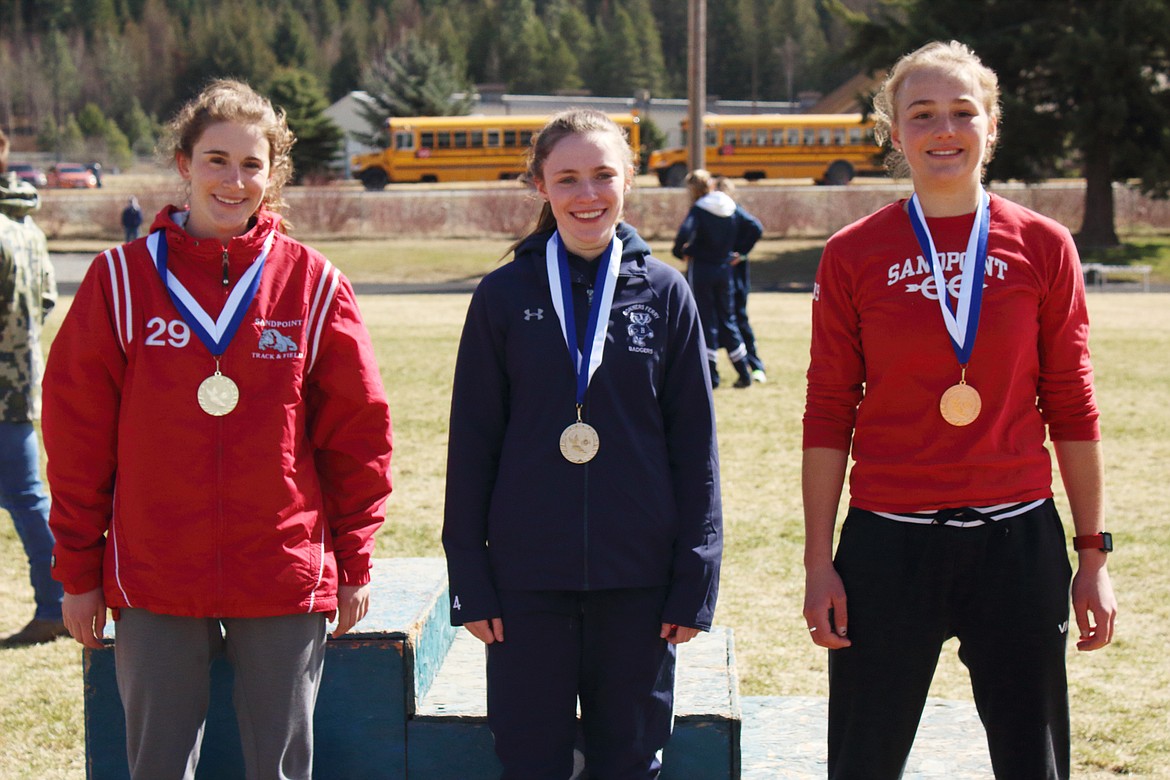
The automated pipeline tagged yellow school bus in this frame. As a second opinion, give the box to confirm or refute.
[351,113,641,188]
[647,113,883,186]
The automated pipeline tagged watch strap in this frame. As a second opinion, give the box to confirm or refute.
[1073,532,1113,552]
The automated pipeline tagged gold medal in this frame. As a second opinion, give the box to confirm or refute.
[560,421,600,464]
[197,369,239,416]
[939,371,981,427]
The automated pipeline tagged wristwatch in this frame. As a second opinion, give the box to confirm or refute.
[1073,532,1113,552]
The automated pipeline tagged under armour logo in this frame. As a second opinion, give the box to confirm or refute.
[452,596,462,611]
[524,308,544,321]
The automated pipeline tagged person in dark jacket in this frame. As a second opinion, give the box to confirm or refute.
[714,176,766,382]
[672,169,753,388]
[120,196,143,242]
[443,109,722,780]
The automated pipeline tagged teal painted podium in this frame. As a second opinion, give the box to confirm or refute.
[82,558,455,779]
[81,558,741,779]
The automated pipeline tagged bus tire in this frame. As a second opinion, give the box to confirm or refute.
[662,163,687,187]
[359,168,389,191]
[823,160,854,186]
[744,171,765,182]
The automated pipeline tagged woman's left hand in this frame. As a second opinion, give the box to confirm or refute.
[661,623,700,645]
[331,583,372,638]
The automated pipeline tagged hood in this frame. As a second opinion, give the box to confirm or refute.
[147,205,284,255]
[694,191,737,218]
[0,172,41,218]
[515,222,652,270]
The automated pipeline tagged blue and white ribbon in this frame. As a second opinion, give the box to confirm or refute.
[545,232,621,405]
[147,229,274,356]
[907,189,990,365]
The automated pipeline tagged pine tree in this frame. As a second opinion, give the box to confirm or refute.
[356,35,475,148]
[266,68,345,182]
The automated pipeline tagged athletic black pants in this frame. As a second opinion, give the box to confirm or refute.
[828,500,1072,779]
[486,587,676,780]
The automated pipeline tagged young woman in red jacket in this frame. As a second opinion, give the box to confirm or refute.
[802,42,1116,779]
[43,80,393,780]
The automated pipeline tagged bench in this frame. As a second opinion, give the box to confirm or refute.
[1082,262,1153,292]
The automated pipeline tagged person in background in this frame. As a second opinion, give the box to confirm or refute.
[713,176,766,383]
[672,168,754,389]
[121,195,144,242]
[43,80,393,779]
[0,128,66,647]
[443,109,721,779]
[801,41,1116,779]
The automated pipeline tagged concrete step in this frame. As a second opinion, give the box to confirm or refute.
[740,695,994,778]
[409,625,742,778]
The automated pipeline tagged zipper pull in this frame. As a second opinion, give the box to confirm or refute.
[221,249,230,287]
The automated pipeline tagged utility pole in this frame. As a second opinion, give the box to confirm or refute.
[687,0,706,172]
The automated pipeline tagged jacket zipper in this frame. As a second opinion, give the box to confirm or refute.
[221,248,230,287]
[582,463,589,589]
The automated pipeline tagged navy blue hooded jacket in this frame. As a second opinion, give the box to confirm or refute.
[672,191,739,266]
[443,222,722,631]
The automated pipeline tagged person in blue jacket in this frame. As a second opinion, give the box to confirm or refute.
[714,176,766,382]
[672,169,753,389]
[442,108,722,780]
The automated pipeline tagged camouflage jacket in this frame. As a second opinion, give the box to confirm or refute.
[0,171,56,422]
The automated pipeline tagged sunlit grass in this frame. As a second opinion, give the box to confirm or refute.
[5,241,1169,777]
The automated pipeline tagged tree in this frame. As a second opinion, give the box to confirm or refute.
[266,68,345,182]
[356,35,475,148]
[832,0,1170,248]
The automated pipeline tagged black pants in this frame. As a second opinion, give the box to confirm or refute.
[486,588,676,780]
[730,259,763,371]
[828,500,1072,780]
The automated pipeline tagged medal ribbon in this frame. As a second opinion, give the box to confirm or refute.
[907,189,990,364]
[147,228,274,357]
[545,232,622,405]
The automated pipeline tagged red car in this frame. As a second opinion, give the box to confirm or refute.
[46,162,98,189]
[9,162,48,188]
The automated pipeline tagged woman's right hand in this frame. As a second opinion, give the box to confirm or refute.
[63,588,107,650]
[464,618,505,645]
[802,564,852,650]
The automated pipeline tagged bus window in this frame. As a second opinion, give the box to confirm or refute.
[394,131,414,150]
[520,131,534,147]
[849,128,862,145]
[833,129,847,145]
[437,132,452,149]
[487,130,501,147]
[739,129,753,146]
[771,129,785,145]
[803,128,816,146]
[454,131,467,147]
[471,131,484,147]
[721,129,735,146]
[420,132,435,149]
[788,128,800,145]
[706,128,718,146]
[820,129,832,145]
[756,129,768,145]
[504,130,517,147]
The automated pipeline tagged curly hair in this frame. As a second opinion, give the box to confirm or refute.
[162,79,296,214]
[872,41,1001,178]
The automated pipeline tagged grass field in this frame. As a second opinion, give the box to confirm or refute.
[1,238,1167,777]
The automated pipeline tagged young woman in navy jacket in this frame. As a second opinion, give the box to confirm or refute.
[443,109,722,779]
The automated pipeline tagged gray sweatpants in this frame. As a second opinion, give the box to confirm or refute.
[114,608,327,780]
